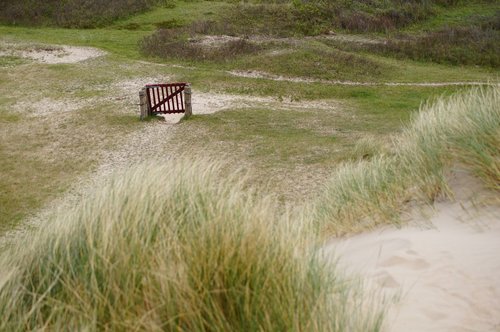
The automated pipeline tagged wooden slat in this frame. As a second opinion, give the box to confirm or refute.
[156,87,161,112]
[174,86,180,111]
[167,85,172,111]
[147,88,153,110]
[149,86,185,112]
[163,86,168,112]
[151,88,156,111]
[179,87,184,111]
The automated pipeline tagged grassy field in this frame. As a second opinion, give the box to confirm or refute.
[0,87,497,330]
[0,0,499,329]
[0,0,498,228]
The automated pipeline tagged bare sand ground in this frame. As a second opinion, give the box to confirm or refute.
[324,170,500,332]
[0,42,105,64]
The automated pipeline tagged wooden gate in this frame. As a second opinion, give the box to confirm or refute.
[139,83,192,120]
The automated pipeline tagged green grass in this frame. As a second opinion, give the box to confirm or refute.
[0,26,149,59]
[0,0,497,229]
[113,0,231,31]
[405,2,500,32]
[0,55,28,67]
[230,43,386,81]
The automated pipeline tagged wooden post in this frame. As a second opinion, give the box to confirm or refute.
[139,88,150,120]
[183,84,192,119]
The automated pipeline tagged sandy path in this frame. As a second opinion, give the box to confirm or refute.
[228,70,499,87]
[137,58,498,87]
[324,172,500,332]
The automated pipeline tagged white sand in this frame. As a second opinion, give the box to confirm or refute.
[324,173,500,332]
[0,42,105,64]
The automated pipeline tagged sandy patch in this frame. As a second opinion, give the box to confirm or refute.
[190,35,243,48]
[324,171,500,332]
[192,92,273,114]
[192,90,342,114]
[0,42,106,64]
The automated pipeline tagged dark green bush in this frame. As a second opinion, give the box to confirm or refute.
[140,27,262,61]
[292,0,450,33]
[368,11,500,68]
[0,0,166,28]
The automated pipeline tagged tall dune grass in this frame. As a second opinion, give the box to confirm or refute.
[0,160,383,331]
[313,86,500,234]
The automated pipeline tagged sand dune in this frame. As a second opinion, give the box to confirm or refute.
[325,172,500,332]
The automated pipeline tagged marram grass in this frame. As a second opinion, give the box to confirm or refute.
[313,86,500,235]
[0,159,383,331]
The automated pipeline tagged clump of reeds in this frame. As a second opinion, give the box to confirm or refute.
[0,159,383,331]
[313,86,500,235]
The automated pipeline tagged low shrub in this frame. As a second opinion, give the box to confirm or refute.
[206,0,453,36]
[324,12,500,68]
[373,23,500,67]
[0,0,166,28]
[292,0,454,34]
[140,27,262,61]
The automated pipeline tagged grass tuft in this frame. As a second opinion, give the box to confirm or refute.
[0,159,383,331]
[313,86,500,235]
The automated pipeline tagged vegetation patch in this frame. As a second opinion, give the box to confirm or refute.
[234,45,386,81]
[325,11,500,67]
[0,0,167,28]
[0,159,384,331]
[371,15,500,67]
[206,0,464,36]
[0,55,27,67]
[314,87,500,235]
[141,28,262,61]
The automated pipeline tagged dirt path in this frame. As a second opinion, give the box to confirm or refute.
[227,70,499,87]
[137,59,497,87]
